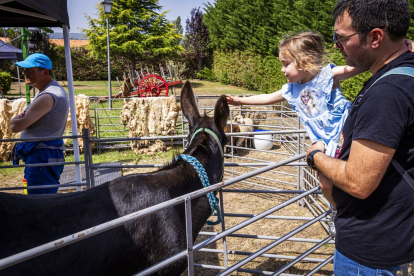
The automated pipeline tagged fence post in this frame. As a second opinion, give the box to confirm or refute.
[82,128,95,188]
[185,197,194,276]
[219,189,229,269]
[82,128,91,189]
[297,115,304,207]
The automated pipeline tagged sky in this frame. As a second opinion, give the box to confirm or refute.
[54,0,208,33]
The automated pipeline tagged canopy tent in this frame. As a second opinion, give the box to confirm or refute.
[0,0,69,27]
[0,0,82,189]
[0,39,23,60]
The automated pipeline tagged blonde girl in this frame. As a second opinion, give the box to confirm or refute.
[227,31,366,158]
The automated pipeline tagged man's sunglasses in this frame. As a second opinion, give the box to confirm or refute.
[332,26,385,48]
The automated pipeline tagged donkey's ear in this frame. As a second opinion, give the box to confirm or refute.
[214,95,230,131]
[181,80,200,127]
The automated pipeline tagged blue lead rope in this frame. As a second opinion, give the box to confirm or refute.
[176,154,223,225]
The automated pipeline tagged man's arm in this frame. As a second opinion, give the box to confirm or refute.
[307,139,395,199]
[11,94,54,133]
[318,173,337,209]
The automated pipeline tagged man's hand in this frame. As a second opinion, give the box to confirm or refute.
[306,140,325,158]
[14,111,26,119]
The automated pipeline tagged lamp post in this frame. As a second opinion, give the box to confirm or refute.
[102,0,113,109]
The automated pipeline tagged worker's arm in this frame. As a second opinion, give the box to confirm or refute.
[307,139,394,199]
[11,94,54,133]
[227,90,285,106]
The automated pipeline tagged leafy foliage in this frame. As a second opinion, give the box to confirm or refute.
[171,16,183,45]
[84,0,183,71]
[182,7,212,77]
[196,67,217,81]
[212,50,285,93]
[49,45,129,81]
[0,28,22,48]
[204,0,336,56]
[0,72,12,94]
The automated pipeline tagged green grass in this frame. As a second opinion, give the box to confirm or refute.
[69,80,119,97]
[64,147,178,165]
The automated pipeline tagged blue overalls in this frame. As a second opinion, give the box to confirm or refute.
[14,139,65,194]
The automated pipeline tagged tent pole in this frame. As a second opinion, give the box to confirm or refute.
[17,66,21,97]
[20,27,30,105]
[63,25,82,191]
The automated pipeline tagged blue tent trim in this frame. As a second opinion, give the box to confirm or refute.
[0,39,23,61]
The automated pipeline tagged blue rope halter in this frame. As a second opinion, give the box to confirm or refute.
[176,127,224,225]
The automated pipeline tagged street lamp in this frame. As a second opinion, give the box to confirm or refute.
[102,0,113,109]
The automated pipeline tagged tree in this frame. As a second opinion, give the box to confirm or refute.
[204,0,337,56]
[183,7,212,74]
[84,0,183,72]
[171,16,183,45]
[0,28,21,48]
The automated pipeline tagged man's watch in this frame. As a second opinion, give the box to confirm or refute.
[307,149,322,170]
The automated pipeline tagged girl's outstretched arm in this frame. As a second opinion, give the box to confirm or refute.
[331,65,369,89]
[227,90,285,106]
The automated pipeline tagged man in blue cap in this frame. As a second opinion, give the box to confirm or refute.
[11,53,69,194]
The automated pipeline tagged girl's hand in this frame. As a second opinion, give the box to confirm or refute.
[226,94,241,106]
[405,39,413,52]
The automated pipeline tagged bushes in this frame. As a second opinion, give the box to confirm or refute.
[49,45,130,81]
[211,48,371,101]
[0,72,12,94]
[213,50,286,94]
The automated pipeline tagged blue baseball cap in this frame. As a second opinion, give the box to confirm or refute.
[15,53,52,70]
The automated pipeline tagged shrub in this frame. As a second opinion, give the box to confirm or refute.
[196,67,217,82]
[0,72,12,94]
[212,49,285,94]
[49,45,130,81]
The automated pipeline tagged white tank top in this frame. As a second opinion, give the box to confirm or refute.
[20,80,69,139]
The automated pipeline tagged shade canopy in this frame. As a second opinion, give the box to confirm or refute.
[0,0,69,27]
[0,39,23,60]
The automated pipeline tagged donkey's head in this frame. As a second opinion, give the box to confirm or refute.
[180,81,229,181]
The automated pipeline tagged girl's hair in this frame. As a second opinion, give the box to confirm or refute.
[279,32,326,76]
